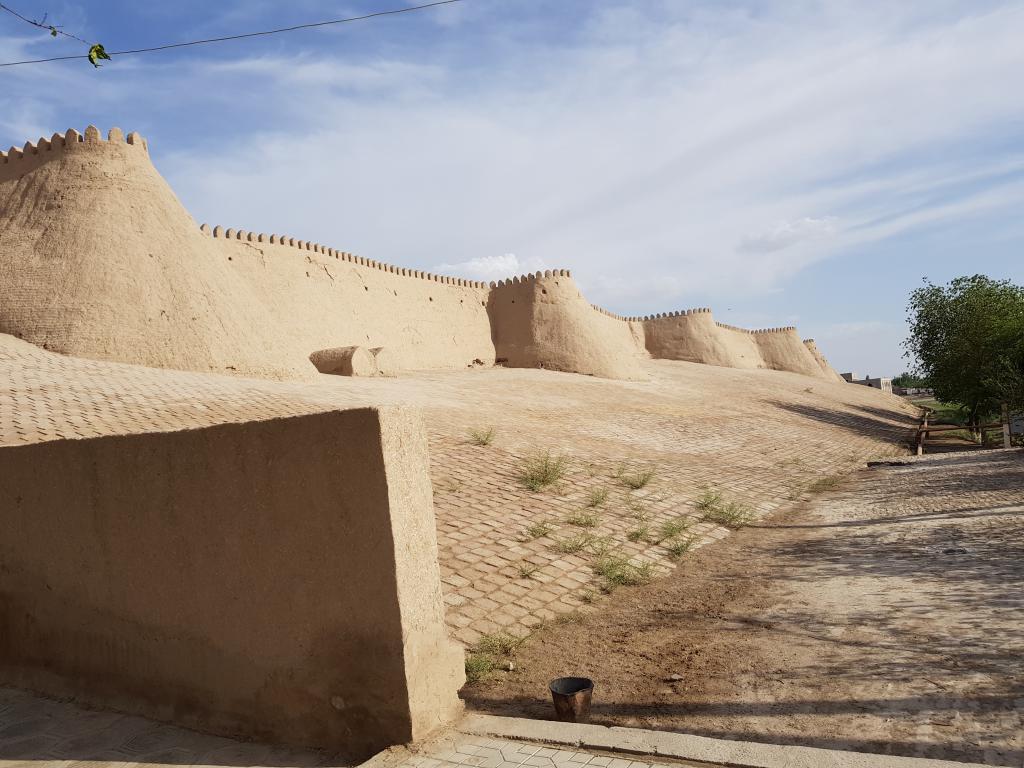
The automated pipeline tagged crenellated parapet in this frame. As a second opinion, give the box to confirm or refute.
[201,223,491,289]
[641,308,713,322]
[488,269,572,289]
[1,126,148,183]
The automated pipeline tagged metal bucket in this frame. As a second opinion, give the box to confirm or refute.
[549,676,594,722]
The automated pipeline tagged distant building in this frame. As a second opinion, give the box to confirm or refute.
[840,372,893,394]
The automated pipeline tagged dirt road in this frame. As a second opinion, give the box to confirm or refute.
[464,449,1024,766]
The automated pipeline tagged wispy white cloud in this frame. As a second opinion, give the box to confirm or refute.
[434,253,546,280]
[739,217,839,254]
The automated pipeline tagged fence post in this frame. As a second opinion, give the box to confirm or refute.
[1003,403,1012,450]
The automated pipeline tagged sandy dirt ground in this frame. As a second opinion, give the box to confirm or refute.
[464,450,1024,767]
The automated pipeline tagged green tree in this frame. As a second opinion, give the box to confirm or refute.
[904,275,1024,431]
[892,371,929,388]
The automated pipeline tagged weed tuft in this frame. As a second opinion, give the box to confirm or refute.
[586,486,609,508]
[566,511,599,528]
[468,426,496,446]
[520,451,570,492]
[627,525,649,542]
[695,488,724,512]
[464,653,495,683]
[656,517,690,543]
[516,562,540,579]
[554,533,595,554]
[703,500,753,528]
[666,537,695,560]
[594,555,654,592]
[524,520,555,539]
[475,632,525,657]
[619,467,655,490]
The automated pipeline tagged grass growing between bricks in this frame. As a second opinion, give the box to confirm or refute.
[520,451,569,491]
[594,554,654,593]
[524,520,556,539]
[467,426,496,446]
[553,533,595,554]
[696,488,753,528]
[619,468,656,490]
[566,511,600,528]
[656,516,690,543]
[665,536,696,560]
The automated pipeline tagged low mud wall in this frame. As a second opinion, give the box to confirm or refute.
[0,407,463,757]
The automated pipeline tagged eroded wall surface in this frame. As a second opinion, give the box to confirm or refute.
[0,406,463,757]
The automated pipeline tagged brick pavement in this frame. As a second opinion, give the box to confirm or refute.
[0,687,330,766]
[0,334,918,645]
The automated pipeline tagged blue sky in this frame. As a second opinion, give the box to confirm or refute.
[2,0,1022,376]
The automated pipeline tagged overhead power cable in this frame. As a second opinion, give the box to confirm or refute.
[0,1,89,43]
[0,0,464,68]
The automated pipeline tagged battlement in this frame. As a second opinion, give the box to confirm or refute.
[488,270,573,289]
[201,223,493,289]
[1,126,148,183]
[640,308,713,322]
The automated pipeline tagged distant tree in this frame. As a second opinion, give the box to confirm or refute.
[989,336,1024,413]
[892,371,929,388]
[904,275,1024,430]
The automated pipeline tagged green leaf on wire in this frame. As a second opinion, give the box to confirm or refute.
[88,42,111,68]
[49,25,57,37]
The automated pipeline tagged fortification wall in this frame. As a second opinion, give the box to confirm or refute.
[0,126,843,382]
[488,272,646,380]
[642,309,742,367]
[752,326,827,378]
[0,407,463,757]
[204,230,495,374]
[803,338,845,382]
[637,310,835,379]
